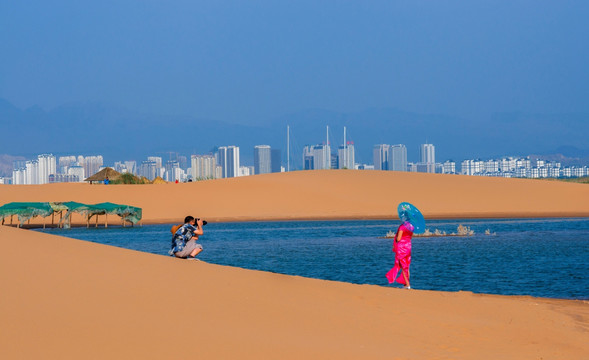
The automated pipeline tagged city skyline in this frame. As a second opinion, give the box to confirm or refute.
[6,139,589,185]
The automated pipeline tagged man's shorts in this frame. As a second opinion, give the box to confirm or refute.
[174,239,203,258]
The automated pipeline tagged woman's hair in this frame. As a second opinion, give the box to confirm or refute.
[184,215,195,224]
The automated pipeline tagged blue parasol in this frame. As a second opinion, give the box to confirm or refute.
[397,202,426,234]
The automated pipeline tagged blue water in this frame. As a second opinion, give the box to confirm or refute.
[37,218,589,299]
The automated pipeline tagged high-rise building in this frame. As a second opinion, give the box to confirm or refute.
[37,154,56,184]
[58,156,77,174]
[218,146,240,178]
[139,160,157,181]
[389,145,407,172]
[420,144,435,163]
[25,160,38,184]
[164,160,180,182]
[191,155,216,180]
[12,168,25,185]
[68,165,85,182]
[303,146,314,170]
[419,144,435,173]
[147,156,163,169]
[80,155,104,178]
[302,145,331,170]
[271,149,281,173]
[114,162,127,173]
[373,144,390,170]
[254,145,272,175]
[337,143,355,169]
[124,161,137,175]
[177,156,188,170]
[314,145,332,170]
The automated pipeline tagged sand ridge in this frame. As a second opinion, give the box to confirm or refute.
[1,170,588,225]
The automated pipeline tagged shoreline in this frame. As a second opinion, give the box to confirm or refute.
[24,217,588,302]
[14,224,589,303]
[9,213,589,229]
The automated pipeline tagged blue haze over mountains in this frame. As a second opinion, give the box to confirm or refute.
[1,1,589,169]
[1,98,588,168]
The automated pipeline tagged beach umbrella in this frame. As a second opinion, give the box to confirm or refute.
[397,202,425,234]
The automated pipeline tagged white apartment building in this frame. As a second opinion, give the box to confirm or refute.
[461,160,484,175]
[68,165,85,182]
[10,154,56,184]
[442,160,456,174]
[147,156,162,169]
[420,144,435,164]
[516,158,531,169]
[12,168,26,184]
[78,155,103,178]
[499,158,517,172]
[37,154,56,184]
[191,155,217,180]
[419,144,436,173]
[238,166,254,177]
[484,160,499,173]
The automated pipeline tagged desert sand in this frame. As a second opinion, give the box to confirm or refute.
[1,170,589,226]
[1,171,589,359]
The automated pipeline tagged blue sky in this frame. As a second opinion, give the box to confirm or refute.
[2,0,588,124]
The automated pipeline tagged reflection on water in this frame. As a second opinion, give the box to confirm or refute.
[37,218,589,299]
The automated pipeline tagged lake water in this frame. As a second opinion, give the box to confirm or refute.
[37,218,589,299]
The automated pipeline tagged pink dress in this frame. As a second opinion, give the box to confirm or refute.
[386,222,413,285]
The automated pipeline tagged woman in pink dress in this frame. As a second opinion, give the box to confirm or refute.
[386,220,414,289]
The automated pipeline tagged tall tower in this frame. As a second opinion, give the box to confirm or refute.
[218,146,240,178]
[420,144,435,164]
[389,145,407,172]
[420,144,435,173]
[37,154,56,184]
[271,149,281,173]
[373,144,390,170]
[254,145,272,175]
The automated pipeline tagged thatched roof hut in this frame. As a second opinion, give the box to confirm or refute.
[84,167,121,184]
[151,176,167,184]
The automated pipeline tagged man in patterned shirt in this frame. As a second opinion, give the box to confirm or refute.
[170,216,204,259]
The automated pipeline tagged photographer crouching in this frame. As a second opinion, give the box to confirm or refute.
[169,215,207,259]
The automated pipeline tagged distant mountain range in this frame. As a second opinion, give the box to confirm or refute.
[1,98,588,175]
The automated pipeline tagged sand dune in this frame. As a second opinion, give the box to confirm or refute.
[1,171,589,359]
[1,170,589,226]
[1,225,588,359]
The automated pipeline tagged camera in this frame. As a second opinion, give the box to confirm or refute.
[196,218,208,226]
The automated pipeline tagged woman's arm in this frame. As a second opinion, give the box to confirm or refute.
[396,230,403,243]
